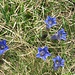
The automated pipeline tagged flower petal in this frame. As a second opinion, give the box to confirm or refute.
[52,58,56,62]
[56,56,61,60]
[61,59,65,62]
[51,34,58,40]
[38,47,42,52]
[42,56,46,60]
[2,40,6,45]
[3,46,9,51]
[43,46,48,51]
[36,54,41,58]
[46,52,51,57]
[0,50,4,55]
[54,63,59,68]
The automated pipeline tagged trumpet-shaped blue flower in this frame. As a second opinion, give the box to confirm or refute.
[52,56,65,70]
[51,28,67,40]
[0,40,9,55]
[44,16,56,29]
[36,46,51,60]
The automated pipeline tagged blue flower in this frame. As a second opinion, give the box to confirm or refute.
[44,16,56,29]
[36,46,51,60]
[0,40,9,55]
[51,28,67,40]
[52,56,65,70]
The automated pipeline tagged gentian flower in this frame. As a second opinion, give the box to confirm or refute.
[52,56,65,70]
[44,16,56,29]
[36,46,51,60]
[51,28,67,40]
[0,40,9,55]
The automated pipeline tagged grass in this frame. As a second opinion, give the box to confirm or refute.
[0,0,75,75]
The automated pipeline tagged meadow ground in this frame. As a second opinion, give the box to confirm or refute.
[0,0,75,75]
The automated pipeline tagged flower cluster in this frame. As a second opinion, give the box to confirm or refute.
[44,16,67,41]
[44,16,56,29]
[53,56,65,70]
[0,40,9,55]
[51,28,67,40]
[36,16,66,70]
[36,46,51,60]
[36,46,65,70]
[1,16,66,71]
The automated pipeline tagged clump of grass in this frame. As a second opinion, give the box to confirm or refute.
[0,0,75,75]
